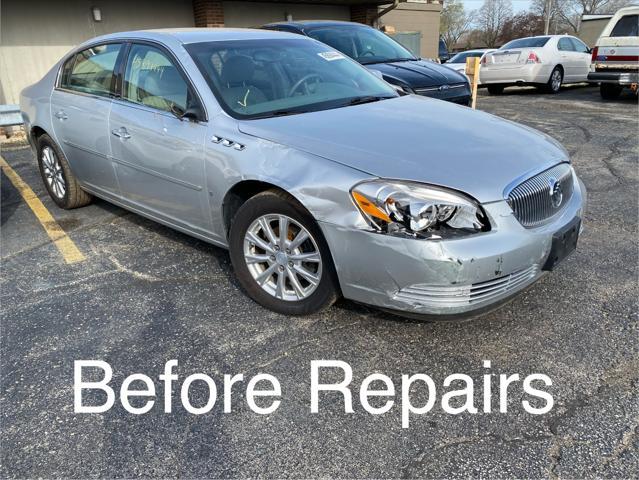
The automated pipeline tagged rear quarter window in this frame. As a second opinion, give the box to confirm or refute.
[610,15,638,37]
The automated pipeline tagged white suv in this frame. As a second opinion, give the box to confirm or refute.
[588,6,639,99]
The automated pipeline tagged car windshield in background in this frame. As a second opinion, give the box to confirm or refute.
[448,51,482,63]
[501,37,551,49]
[305,25,417,65]
[611,15,638,37]
[186,39,397,119]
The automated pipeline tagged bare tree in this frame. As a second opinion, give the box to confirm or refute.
[440,0,475,51]
[532,0,633,33]
[475,0,514,47]
[499,12,546,43]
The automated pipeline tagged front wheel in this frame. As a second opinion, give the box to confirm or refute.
[600,83,622,99]
[229,190,339,315]
[545,67,563,94]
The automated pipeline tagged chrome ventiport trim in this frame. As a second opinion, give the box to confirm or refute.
[212,135,245,151]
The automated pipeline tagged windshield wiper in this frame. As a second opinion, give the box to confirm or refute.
[361,57,416,65]
[346,95,396,106]
[250,109,307,119]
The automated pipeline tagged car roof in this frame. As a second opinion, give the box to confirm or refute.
[263,20,367,29]
[80,27,301,46]
[614,5,639,15]
[455,49,493,53]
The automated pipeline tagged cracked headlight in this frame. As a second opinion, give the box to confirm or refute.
[351,179,489,239]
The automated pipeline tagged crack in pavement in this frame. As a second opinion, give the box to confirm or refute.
[400,359,639,479]
[600,415,639,467]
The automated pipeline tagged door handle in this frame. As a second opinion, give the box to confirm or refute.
[54,110,68,120]
[111,127,131,140]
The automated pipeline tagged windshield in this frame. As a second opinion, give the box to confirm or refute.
[186,39,397,119]
[305,25,417,65]
[501,37,550,49]
[448,51,483,63]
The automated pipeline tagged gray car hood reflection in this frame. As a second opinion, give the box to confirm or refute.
[238,95,566,203]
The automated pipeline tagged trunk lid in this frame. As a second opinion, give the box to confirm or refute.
[484,48,541,68]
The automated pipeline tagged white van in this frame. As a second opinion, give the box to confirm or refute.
[588,5,639,98]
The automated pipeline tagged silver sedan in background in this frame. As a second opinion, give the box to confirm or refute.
[444,49,496,81]
[20,29,586,319]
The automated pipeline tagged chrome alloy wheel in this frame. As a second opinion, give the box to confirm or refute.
[243,214,323,301]
[41,146,66,199]
[551,70,562,92]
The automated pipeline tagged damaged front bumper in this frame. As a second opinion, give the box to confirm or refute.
[319,176,586,318]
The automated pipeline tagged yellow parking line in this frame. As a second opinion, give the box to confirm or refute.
[0,155,85,264]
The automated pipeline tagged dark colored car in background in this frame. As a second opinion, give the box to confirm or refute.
[262,21,471,105]
[439,38,451,63]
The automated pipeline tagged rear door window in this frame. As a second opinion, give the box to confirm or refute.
[610,15,638,37]
[558,38,575,51]
[60,43,122,97]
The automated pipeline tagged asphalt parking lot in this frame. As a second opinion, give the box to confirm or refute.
[1,85,638,478]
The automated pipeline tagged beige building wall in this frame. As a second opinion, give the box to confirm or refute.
[0,0,441,104]
[379,1,442,58]
[0,0,194,104]
[223,2,350,27]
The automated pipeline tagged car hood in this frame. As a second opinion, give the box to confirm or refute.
[238,95,568,203]
[367,59,467,87]
[444,63,466,72]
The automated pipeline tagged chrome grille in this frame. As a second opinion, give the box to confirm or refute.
[414,83,468,95]
[507,163,574,228]
[394,265,539,307]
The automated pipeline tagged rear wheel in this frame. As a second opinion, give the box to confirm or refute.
[487,85,504,95]
[600,83,622,99]
[229,190,339,315]
[545,67,563,94]
[37,134,92,209]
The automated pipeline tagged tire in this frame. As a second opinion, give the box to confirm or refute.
[545,67,563,94]
[229,189,340,315]
[600,83,622,99]
[37,134,92,209]
[487,85,504,95]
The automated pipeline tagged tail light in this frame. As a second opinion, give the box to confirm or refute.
[591,46,599,62]
[526,52,541,64]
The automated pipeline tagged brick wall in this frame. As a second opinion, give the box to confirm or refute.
[350,4,378,25]
[193,0,225,27]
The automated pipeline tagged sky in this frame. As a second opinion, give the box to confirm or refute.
[461,0,533,14]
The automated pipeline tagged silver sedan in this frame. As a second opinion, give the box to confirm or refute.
[20,29,586,318]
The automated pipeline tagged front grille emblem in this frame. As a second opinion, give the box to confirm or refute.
[438,84,450,91]
[549,177,563,208]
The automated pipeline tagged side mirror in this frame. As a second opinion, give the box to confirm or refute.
[182,106,204,122]
[170,103,204,122]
